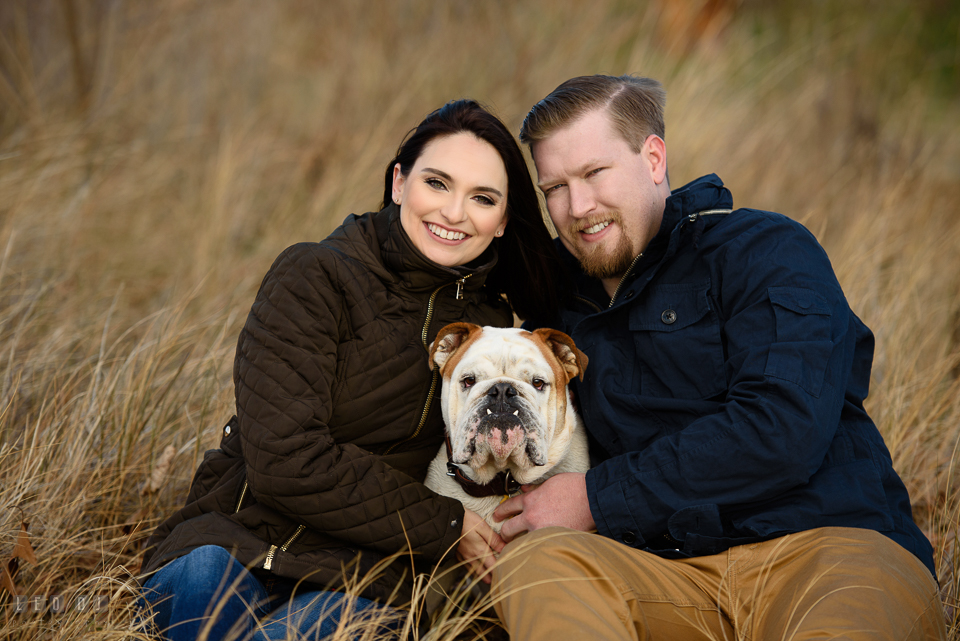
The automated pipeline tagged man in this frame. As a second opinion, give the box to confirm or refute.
[490,75,945,640]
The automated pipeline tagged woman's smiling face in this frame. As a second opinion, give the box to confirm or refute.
[393,133,508,267]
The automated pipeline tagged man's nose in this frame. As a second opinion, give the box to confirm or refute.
[568,183,596,218]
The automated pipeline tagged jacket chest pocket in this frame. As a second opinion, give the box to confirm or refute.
[629,282,725,400]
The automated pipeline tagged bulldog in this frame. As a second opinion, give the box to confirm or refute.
[424,323,590,531]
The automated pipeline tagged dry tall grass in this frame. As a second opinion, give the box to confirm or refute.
[1,1,958,639]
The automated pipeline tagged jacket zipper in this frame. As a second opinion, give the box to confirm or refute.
[382,275,471,456]
[608,252,644,308]
[234,481,248,513]
[423,275,471,344]
[606,209,732,309]
[389,366,439,453]
[453,275,470,301]
[686,208,732,224]
[233,479,306,572]
[263,524,306,571]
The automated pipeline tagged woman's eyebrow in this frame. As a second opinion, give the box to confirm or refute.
[422,167,504,199]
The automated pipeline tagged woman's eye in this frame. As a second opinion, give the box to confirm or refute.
[532,378,546,391]
[474,194,495,206]
[461,376,475,389]
[426,178,447,190]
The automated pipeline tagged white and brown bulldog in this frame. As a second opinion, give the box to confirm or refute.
[424,323,590,530]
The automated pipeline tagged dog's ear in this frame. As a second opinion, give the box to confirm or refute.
[532,328,589,382]
[429,323,482,374]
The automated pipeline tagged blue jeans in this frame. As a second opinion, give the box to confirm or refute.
[139,545,400,641]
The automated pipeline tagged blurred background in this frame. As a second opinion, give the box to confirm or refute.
[1,1,959,638]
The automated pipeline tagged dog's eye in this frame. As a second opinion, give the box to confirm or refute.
[532,378,547,391]
[461,376,475,389]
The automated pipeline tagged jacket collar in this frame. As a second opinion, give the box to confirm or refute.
[374,202,500,295]
[647,173,733,258]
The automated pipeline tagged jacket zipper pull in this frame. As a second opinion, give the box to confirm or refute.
[262,524,305,571]
[263,545,277,570]
[455,277,466,300]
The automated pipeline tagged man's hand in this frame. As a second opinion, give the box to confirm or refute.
[492,472,595,542]
[458,508,505,584]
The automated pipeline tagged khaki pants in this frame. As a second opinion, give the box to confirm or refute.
[492,527,945,640]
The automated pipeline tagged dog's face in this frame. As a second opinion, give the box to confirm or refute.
[428,324,587,485]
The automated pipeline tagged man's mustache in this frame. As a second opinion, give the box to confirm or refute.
[569,210,623,234]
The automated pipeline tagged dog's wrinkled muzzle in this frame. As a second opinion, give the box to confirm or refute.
[472,382,535,464]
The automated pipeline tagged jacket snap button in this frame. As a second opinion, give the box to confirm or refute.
[223,424,232,437]
[661,309,677,324]
[622,531,636,544]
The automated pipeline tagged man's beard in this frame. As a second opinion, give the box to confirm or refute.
[567,213,636,280]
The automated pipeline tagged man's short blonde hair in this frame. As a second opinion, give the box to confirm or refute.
[520,75,666,153]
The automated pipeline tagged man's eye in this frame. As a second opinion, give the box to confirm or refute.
[461,376,475,389]
[532,378,547,391]
[543,184,564,195]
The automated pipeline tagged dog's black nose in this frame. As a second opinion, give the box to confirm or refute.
[481,382,524,422]
[485,382,519,414]
[487,382,517,399]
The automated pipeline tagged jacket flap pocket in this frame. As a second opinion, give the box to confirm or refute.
[629,282,712,332]
[668,504,724,541]
[768,286,830,316]
[728,459,895,537]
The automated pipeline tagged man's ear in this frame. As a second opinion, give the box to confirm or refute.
[429,323,483,374]
[532,328,589,382]
[644,135,668,186]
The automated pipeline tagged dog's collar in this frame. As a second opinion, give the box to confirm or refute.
[444,435,523,498]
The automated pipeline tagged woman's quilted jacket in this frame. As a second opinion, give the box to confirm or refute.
[140,203,514,604]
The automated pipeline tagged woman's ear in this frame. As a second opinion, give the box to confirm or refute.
[391,163,405,204]
[496,208,509,236]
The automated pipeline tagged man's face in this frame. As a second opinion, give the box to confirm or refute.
[532,109,668,286]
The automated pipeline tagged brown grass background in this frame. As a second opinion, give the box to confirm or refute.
[1,0,959,638]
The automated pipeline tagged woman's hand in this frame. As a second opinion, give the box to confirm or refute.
[457,509,505,584]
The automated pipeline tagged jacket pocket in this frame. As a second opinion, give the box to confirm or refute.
[629,281,725,400]
[764,286,833,398]
[182,419,245,507]
[728,458,895,537]
[142,510,270,577]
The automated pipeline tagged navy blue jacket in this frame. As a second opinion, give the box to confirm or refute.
[547,174,935,577]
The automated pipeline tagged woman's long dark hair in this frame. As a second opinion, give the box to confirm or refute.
[382,100,564,326]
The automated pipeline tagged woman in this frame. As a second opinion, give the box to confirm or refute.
[138,100,562,640]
